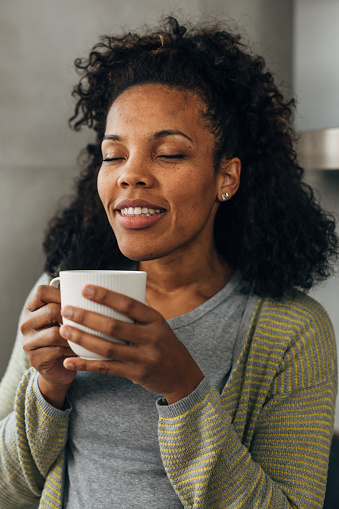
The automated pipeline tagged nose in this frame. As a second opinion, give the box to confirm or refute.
[117,157,155,189]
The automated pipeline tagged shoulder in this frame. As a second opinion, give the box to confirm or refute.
[256,291,334,336]
[250,291,337,390]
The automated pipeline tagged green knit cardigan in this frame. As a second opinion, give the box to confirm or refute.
[0,279,337,508]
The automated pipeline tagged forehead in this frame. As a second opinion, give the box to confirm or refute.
[105,84,210,136]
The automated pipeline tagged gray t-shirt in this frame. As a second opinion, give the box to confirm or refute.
[63,273,256,508]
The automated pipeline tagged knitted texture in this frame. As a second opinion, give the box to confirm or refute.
[0,289,337,508]
[158,292,337,508]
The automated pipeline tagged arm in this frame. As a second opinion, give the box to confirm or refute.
[158,377,336,508]
[0,275,72,508]
[157,295,337,508]
[0,368,71,508]
[0,274,48,420]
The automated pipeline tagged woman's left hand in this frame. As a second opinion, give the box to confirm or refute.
[60,285,204,404]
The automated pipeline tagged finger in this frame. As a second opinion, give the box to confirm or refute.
[61,306,147,344]
[21,302,62,335]
[30,345,77,365]
[60,324,143,363]
[23,325,70,351]
[64,356,140,379]
[27,285,61,312]
[82,285,156,323]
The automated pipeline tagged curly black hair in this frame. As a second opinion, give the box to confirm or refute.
[43,17,338,298]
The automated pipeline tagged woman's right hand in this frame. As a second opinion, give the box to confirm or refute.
[21,284,77,409]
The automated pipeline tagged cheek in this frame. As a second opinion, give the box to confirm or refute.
[170,185,213,233]
[171,169,217,207]
[97,169,112,208]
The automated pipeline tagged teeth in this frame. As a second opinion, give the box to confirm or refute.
[120,207,164,216]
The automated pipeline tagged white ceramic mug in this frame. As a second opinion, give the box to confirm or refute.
[50,270,147,360]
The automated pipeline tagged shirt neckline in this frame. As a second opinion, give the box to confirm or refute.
[167,271,242,329]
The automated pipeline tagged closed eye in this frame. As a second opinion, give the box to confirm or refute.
[159,154,186,159]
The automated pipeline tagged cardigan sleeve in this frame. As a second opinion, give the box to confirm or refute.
[0,274,71,508]
[157,294,337,508]
[0,274,50,421]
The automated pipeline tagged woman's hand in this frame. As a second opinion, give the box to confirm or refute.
[61,285,204,404]
[21,284,77,409]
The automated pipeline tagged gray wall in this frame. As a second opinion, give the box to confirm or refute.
[204,0,293,97]
[0,1,293,384]
[293,0,339,430]
[293,0,339,132]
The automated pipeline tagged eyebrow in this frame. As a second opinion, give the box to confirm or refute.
[102,134,122,142]
[102,130,193,143]
[153,130,193,143]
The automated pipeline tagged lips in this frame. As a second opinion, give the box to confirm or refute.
[114,199,166,230]
[115,199,165,211]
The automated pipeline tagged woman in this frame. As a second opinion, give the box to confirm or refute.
[0,17,337,508]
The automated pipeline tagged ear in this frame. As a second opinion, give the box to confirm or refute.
[217,157,241,202]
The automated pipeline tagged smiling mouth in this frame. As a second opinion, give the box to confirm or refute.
[119,206,166,217]
[116,206,166,230]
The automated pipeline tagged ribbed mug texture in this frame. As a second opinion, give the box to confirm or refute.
[54,270,147,360]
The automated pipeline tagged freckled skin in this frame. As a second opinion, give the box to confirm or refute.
[98,84,226,264]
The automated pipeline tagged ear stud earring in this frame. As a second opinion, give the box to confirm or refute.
[221,192,229,201]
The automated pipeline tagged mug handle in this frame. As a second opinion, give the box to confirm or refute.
[49,277,62,326]
[49,276,60,288]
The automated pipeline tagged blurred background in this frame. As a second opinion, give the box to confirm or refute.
[1,0,338,506]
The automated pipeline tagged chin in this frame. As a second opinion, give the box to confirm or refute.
[117,241,173,262]
[117,245,159,262]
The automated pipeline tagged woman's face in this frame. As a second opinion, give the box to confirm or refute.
[98,84,237,262]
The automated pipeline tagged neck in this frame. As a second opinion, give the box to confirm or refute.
[139,245,234,318]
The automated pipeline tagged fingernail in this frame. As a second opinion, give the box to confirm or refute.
[83,285,95,297]
[60,325,71,339]
[65,362,75,370]
[62,307,73,319]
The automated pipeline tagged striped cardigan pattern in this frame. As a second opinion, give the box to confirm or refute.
[0,288,337,508]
